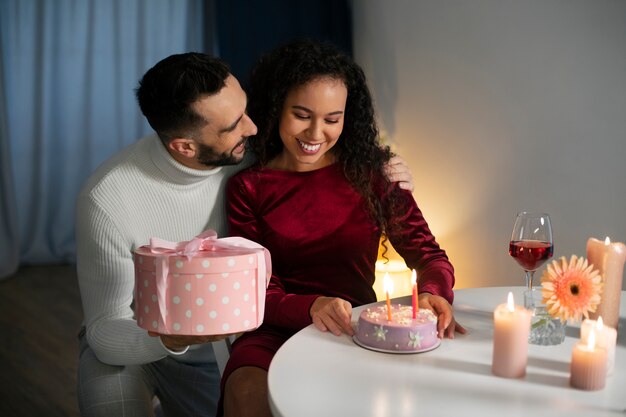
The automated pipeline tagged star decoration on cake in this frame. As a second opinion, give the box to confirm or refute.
[408,331,423,348]
[373,325,387,341]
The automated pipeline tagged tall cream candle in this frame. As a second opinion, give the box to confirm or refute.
[587,237,626,330]
[581,317,617,375]
[570,330,608,391]
[492,292,532,378]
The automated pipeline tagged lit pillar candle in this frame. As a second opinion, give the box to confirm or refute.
[492,292,532,378]
[581,317,617,375]
[570,329,608,390]
[384,272,393,321]
[411,269,418,319]
[586,237,626,329]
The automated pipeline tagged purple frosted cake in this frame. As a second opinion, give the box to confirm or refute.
[354,304,439,352]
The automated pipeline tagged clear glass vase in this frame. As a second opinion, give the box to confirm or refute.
[523,287,566,345]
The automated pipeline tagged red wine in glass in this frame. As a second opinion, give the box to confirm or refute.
[509,212,553,290]
[509,240,554,271]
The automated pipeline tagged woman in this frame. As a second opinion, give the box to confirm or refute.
[221,39,464,417]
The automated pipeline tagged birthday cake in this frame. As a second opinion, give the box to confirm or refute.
[354,304,440,353]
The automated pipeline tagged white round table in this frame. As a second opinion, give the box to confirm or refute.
[268,286,626,417]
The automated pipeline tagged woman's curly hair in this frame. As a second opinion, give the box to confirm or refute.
[246,39,403,243]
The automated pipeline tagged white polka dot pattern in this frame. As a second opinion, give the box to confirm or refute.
[133,246,267,336]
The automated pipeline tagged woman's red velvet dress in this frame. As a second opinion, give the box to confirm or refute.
[221,163,455,385]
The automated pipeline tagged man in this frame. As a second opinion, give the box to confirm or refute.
[75,52,413,416]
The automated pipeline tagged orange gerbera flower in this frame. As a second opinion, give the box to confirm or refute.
[540,255,603,322]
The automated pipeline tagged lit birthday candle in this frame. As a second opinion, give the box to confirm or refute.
[492,292,532,378]
[411,269,418,319]
[384,272,393,321]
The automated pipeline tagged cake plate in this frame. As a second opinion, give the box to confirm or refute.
[352,336,441,354]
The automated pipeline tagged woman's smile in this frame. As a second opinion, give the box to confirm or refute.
[296,139,322,154]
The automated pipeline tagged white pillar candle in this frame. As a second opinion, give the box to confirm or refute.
[570,330,608,390]
[586,237,626,330]
[492,292,532,378]
[581,317,617,375]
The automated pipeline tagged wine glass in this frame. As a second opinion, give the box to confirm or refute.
[509,212,554,290]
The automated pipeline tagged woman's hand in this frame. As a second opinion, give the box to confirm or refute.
[310,296,354,336]
[418,293,467,339]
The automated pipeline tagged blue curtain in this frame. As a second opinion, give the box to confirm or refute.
[0,0,205,279]
[0,38,19,278]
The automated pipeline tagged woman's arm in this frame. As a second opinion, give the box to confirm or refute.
[388,187,455,304]
[387,186,465,337]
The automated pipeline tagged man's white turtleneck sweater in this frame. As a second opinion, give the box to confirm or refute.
[76,134,248,365]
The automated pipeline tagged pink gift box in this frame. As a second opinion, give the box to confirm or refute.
[133,231,270,336]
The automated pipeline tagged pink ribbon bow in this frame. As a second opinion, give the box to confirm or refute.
[149,229,221,260]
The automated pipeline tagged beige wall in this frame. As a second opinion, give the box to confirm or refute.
[354,1,626,289]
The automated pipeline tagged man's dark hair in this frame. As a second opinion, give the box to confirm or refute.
[136,52,230,142]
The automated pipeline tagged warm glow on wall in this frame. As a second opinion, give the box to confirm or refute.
[373,238,413,300]
[374,259,412,301]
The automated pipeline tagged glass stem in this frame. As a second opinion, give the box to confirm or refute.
[525,270,535,291]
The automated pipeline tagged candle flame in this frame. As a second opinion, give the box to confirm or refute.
[411,269,417,285]
[506,292,515,312]
[605,237,611,245]
[587,329,596,350]
[597,316,604,331]
[383,272,394,295]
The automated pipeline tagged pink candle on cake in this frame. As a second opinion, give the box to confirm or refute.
[586,237,626,329]
[581,317,617,375]
[492,292,532,378]
[384,272,393,321]
[570,329,608,390]
[411,269,418,319]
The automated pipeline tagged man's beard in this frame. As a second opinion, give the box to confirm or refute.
[196,140,245,168]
